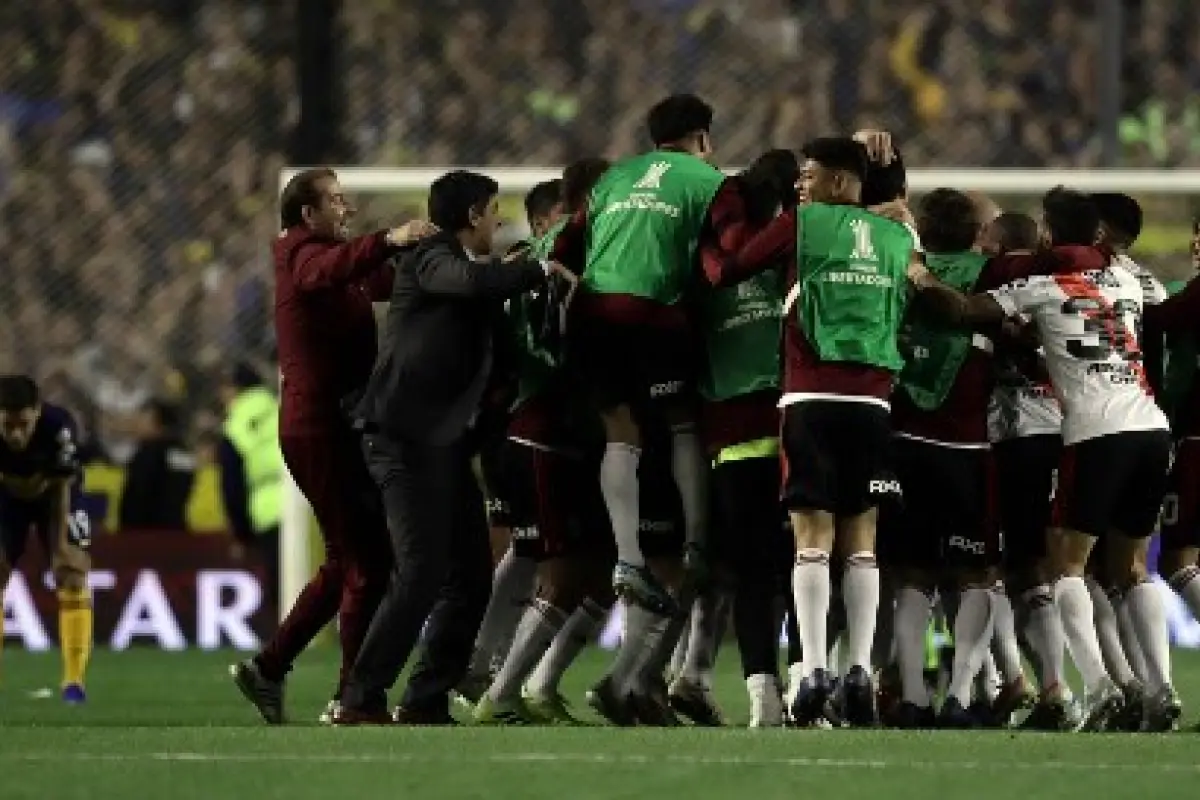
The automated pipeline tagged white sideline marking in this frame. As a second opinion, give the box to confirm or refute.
[2,752,1198,772]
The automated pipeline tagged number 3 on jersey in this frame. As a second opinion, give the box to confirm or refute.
[1062,296,1142,362]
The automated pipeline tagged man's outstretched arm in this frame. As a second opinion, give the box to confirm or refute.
[702,208,795,288]
[907,259,1009,327]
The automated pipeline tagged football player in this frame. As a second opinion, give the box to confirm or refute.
[0,375,93,702]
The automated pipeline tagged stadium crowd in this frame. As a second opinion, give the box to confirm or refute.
[1,0,1200,466]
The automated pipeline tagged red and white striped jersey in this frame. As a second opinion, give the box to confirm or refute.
[988,259,1168,446]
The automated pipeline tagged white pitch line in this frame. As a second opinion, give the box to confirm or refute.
[1,752,1198,773]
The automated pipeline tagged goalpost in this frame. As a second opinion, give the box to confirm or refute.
[276,166,1200,621]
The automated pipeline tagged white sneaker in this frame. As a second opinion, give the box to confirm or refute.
[317,699,340,725]
[747,674,784,728]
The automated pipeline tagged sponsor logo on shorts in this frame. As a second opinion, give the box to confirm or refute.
[948,535,987,556]
[512,526,540,541]
[638,519,676,534]
[648,381,684,399]
[868,479,903,498]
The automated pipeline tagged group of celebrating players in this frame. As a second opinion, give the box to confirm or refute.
[445,93,1200,733]
[5,90,1199,734]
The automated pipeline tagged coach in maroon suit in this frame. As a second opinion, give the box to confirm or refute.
[230,167,435,724]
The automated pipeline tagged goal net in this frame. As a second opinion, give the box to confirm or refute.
[278,166,1200,646]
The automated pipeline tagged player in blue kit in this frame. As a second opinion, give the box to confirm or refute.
[0,375,93,702]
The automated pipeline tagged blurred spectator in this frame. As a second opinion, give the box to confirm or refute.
[118,399,196,531]
[217,363,282,605]
[1,0,1198,464]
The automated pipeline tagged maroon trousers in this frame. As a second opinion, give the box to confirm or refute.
[255,427,392,695]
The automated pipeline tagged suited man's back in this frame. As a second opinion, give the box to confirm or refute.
[357,232,546,444]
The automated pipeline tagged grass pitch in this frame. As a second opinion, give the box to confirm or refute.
[1,646,1199,800]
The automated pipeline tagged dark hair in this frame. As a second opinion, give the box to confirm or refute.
[1092,192,1143,246]
[861,148,906,206]
[1042,186,1099,246]
[0,374,39,412]
[279,168,337,229]
[738,149,800,225]
[143,398,182,434]
[646,94,714,146]
[561,157,611,213]
[989,212,1040,252]
[428,170,500,232]
[524,180,563,225]
[917,188,979,253]
[229,362,262,390]
[801,137,869,181]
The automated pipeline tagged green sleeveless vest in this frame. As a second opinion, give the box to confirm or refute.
[790,203,912,373]
[223,387,283,533]
[699,270,783,402]
[1162,277,1198,429]
[583,150,725,305]
[899,251,989,410]
[509,221,567,408]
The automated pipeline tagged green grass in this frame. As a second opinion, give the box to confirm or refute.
[1,646,1199,800]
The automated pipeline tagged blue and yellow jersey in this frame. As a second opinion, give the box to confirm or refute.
[0,403,82,505]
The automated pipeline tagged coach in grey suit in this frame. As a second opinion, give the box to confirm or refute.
[335,171,575,724]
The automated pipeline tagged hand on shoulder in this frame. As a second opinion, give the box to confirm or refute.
[386,219,440,247]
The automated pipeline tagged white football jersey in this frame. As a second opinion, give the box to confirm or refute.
[988,260,1169,446]
[988,354,1063,442]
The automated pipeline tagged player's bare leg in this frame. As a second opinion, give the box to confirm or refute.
[788,508,837,725]
[1163,544,1200,631]
[1103,534,1179,731]
[1050,527,1124,731]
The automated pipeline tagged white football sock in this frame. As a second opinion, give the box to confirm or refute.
[1054,576,1110,692]
[946,587,994,703]
[1125,579,1172,691]
[841,552,880,672]
[636,607,690,692]
[599,442,644,566]
[669,613,691,679]
[792,550,831,678]
[1168,565,1200,627]
[670,427,709,549]
[975,651,1001,703]
[894,585,933,706]
[469,548,536,675]
[1115,594,1150,684]
[607,602,659,693]
[1086,578,1137,688]
[872,574,897,669]
[1020,584,1066,693]
[680,587,727,688]
[487,598,569,703]
[990,588,1025,685]
[526,598,606,697]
